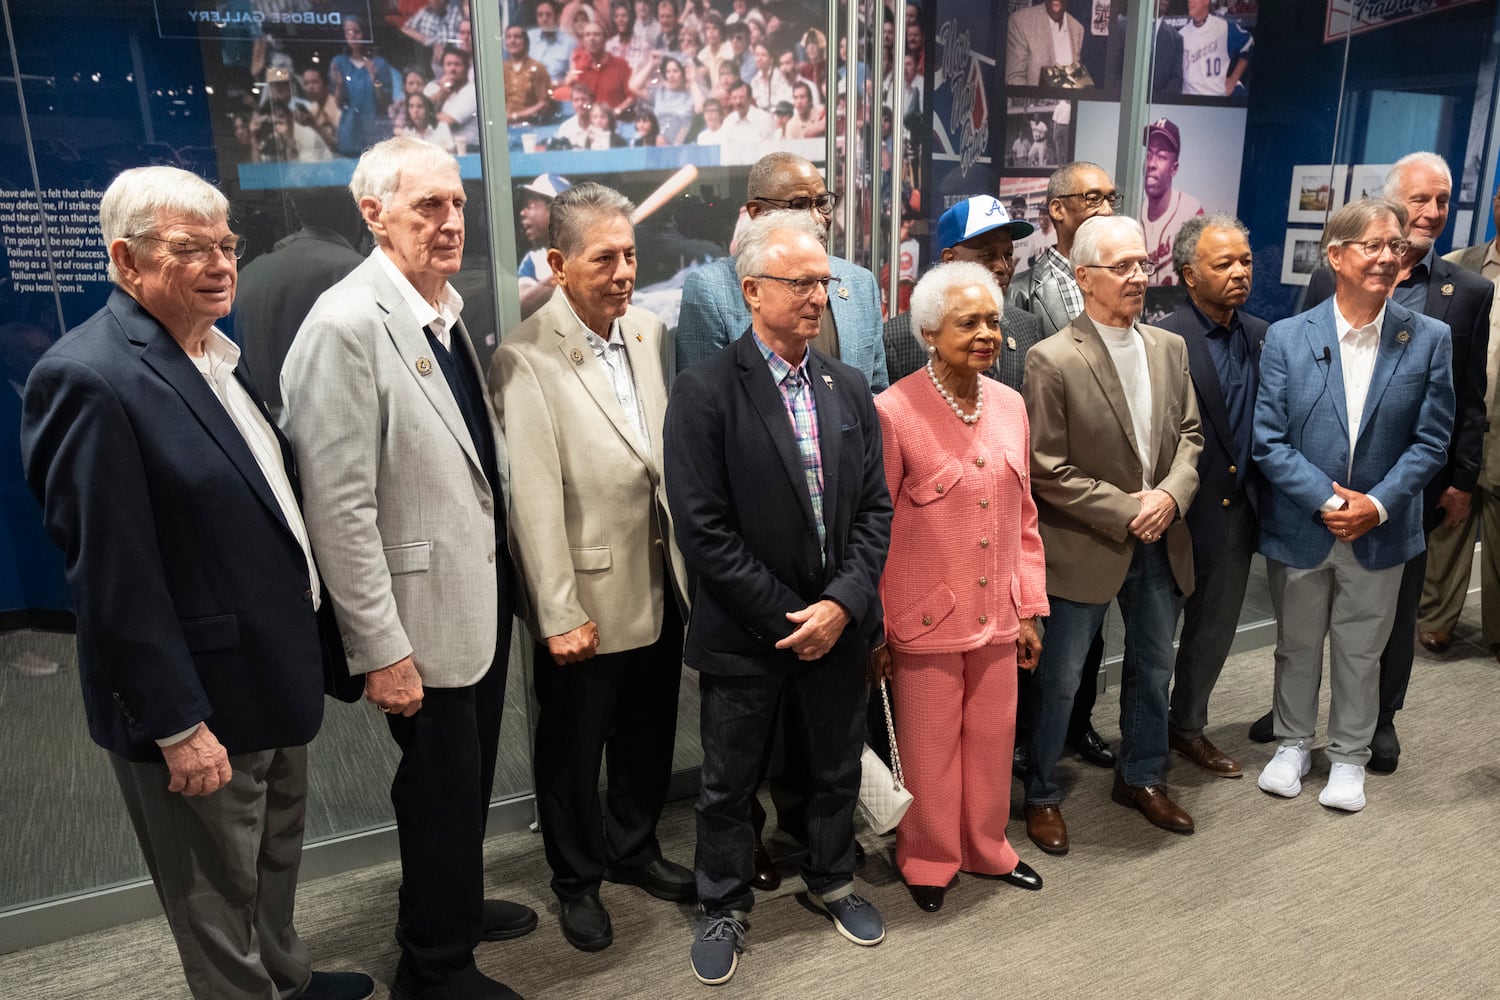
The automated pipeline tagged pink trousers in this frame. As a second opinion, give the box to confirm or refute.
[891,642,1020,887]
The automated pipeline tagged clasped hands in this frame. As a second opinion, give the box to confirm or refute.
[1321,482,1381,542]
[1128,488,1177,543]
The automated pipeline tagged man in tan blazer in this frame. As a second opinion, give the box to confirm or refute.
[1006,0,1084,87]
[1019,215,1202,856]
[491,183,693,955]
[282,137,534,1000]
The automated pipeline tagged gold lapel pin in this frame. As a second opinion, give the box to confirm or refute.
[1397,330,1411,343]
[415,357,433,376]
[822,374,834,389]
[1442,282,1455,296]
[570,348,585,365]
[838,286,849,299]
[636,333,643,342]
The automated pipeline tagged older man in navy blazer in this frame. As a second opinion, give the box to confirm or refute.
[665,211,892,987]
[21,167,369,1000]
[1254,198,1454,813]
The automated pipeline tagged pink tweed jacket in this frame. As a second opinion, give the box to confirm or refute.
[875,370,1050,654]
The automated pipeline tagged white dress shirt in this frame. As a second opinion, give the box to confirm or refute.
[558,294,651,457]
[375,247,464,349]
[1326,299,1389,524]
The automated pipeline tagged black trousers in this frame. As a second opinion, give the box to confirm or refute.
[532,599,684,901]
[1377,548,1427,721]
[385,620,511,984]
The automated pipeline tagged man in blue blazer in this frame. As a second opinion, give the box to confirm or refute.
[20,167,369,1000]
[665,212,892,986]
[1253,199,1454,813]
[675,151,888,391]
[1157,213,1266,779]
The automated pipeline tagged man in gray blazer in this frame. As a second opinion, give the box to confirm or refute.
[281,137,535,1000]
[491,183,694,954]
[1006,0,1084,87]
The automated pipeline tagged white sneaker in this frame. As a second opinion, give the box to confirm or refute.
[1258,742,1311,798]
[1319,762,1367,812]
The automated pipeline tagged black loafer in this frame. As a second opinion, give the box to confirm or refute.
[392,963,522,1000]
[1369,719,1401,774]
[751,841,781,891]
[303,971,375,1000]
[906,883,946,912]
[481,898,538,941]
[997,859,1043,891]
[1067,726,1116,768]
[559,893,613,952]
[604,856,697,902]
[1248,710,1275,744]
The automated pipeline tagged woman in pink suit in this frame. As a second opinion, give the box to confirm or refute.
[871,262,1049,913]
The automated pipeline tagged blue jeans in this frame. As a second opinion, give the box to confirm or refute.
[695,656,866,915]
[1026,541,1178,803]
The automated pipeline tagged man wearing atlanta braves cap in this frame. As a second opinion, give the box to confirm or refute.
[882,195,1042,390]
[517,173,572,318]
[1142,118,1204,287]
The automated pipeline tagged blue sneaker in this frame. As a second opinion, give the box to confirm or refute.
[805,890,885,946]
[690,912,748,986]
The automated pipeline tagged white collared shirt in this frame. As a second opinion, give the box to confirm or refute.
[558,293,650,457]
[375,248,464,350]
[1049,14,1073,66]
[1325,299,1389,525]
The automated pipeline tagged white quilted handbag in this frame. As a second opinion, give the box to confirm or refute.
[856,679,913,834]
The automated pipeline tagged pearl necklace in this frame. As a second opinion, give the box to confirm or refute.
[926,358,982,424]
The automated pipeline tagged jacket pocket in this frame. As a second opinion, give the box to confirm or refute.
[571,545,612,572]
[909,456,965,506]
[383,540,432,575]
[887,582,957,643]
[179,614,239,653]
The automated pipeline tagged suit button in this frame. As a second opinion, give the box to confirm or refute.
[654,539,664,547]
[1228,464,1238,474]
[979,577,988,587]
[974,457,986,467]
[935,484,945,494]
[487,551,496,563]
[1221,498,1231,508]
[303,588,314,603]
[979,538,989,548]
[481,499,493,515]
[978,614,988,624]
[980,499,989,508]
[922,615,932,626]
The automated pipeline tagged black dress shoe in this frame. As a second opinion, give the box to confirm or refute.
[997,859,1043,891]
[481,898,538,942]
[1248,710,1275,744]
[1067,726,1116,768]
[751,841,781,891]
[391,964,523,1000]
[559,894,613,952]
[604,857,696,902]
[906,883,946,912]
[303,971,375,1000]
[1369,719,1401,774]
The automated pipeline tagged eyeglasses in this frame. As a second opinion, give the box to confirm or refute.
[1053,190,1124,210]
[131,234,247,262]
[754,192,840,215]
[1083,258,1156,277]
[1333,238,1413,258]
[752,274,840,297]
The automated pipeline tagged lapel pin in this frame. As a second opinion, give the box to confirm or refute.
[1442,282,1455,296]
[636,333,643,342]
[570,348,585,365]
[415,357,433,376]
[822,374,834,390]
[838,286,849,299]
[1007,336,1017,351]
[1397,330,1411,343]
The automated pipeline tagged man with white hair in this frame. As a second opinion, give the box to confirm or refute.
[1020,214,1203,855]
[665,210,892,987]
[282,137,535,1000]
[1248,152,1491,775]
[21,166,372,1000]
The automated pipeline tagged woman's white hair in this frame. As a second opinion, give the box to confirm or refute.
[99,166,228,283]
[349,135,460,212]
[908,261,1001,349]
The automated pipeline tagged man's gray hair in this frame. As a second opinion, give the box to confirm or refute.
[100,166,228,284]
[908,261,1001,347]
[1321,198,1408,254]
[735,209,826,281]
[1385,151,1452,199]
[349,135,459,210]
[1047,160,1108,203]
[1070,215,1145,269]
[747,151,815,202]
[1171,212,1249,279]
[549,182,636,256]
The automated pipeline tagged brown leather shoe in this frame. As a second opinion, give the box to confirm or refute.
[750,840,781,891]
[1169,731,1243,778]
[1024,804,1069,855]
[1110,772,1194,833]
[1418,630,1452,653]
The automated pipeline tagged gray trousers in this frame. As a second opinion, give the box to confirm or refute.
[1170,498,1255,736]
[110,744,311,1000]
[1267,545,1404,766]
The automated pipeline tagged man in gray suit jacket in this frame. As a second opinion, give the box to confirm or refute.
[281,137,534,1000]
[1006,0,1084,87]
[675,151,888,391]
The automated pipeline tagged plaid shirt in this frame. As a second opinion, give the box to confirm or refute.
[755,334,826,551]
[405,2,464,44]
[1039,245,1084,321]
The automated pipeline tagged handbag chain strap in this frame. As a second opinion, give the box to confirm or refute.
[879,678,904,788]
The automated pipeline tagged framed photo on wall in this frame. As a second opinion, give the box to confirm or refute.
[1281,228,1324,286]
[1004,98,1074,170]
[1288,165,1348,224]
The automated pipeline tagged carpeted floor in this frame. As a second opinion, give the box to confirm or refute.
[5,605,1499,1000]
